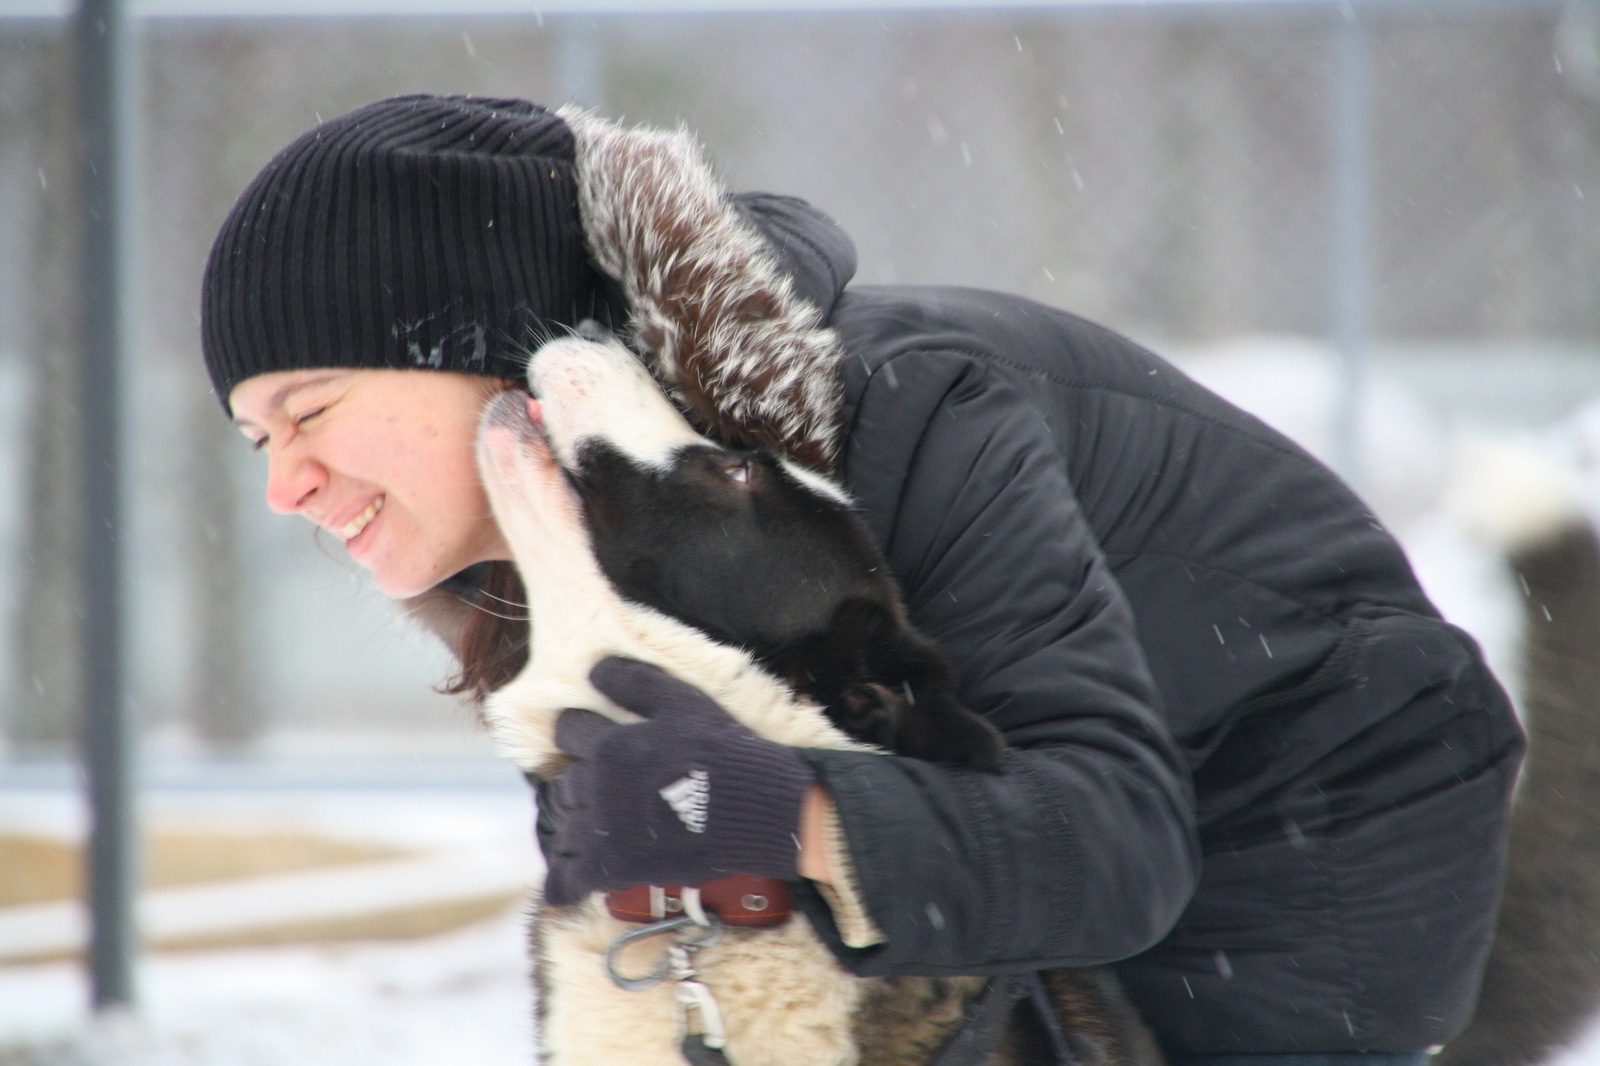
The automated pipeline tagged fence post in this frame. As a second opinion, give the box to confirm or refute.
[76,0,139,1012]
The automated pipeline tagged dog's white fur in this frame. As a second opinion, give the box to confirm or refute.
[477,336,874,1065]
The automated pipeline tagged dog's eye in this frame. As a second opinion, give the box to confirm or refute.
[721,460,751,485]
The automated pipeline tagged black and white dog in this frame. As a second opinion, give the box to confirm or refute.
[474,334,1156,1065]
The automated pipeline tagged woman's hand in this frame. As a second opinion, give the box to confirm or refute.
[540,657,816,907]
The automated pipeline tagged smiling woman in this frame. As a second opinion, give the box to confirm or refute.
[227,368,514,599]
[197,94,1523,1066]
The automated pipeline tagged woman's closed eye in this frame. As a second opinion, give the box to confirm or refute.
[243,405,329,453]
[291,405,328,430]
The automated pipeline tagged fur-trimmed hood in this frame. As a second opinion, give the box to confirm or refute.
[560,106,856,475]
[403,108,861,655]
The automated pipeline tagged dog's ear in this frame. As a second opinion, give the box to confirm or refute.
[827,598,1006,773]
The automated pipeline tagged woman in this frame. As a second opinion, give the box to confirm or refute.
[201,94,1522,1064]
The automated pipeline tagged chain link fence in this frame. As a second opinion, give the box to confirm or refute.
[1,1,1597,757]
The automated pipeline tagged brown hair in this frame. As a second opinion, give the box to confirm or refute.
[439,560,531,704]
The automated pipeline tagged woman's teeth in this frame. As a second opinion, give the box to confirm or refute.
[340,497,384,541]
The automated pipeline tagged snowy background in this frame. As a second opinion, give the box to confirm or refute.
[0,780,545,1065]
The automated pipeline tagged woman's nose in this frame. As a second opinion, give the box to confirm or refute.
[263,447,326,515]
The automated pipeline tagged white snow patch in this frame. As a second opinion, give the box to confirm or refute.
[0,909,537,1065]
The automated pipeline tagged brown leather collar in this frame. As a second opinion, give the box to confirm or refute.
[606,874,794,928]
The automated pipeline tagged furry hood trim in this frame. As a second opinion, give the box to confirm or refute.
[559,105,848,475]
[403,109,852,659]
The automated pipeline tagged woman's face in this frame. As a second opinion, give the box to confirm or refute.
[230,368,513,599]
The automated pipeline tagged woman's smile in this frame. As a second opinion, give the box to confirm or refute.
[229,368,512,598]
[337,495,385,553]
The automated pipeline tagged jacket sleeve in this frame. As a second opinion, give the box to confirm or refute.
[795,349,1200,977]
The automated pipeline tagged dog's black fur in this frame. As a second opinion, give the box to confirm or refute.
[476,333,1162,1065]
[566,436,1006,773]
[521,352,1158,1064]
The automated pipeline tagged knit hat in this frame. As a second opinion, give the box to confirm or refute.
[201,94,606,413]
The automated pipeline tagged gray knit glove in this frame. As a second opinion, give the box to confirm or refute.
[540,657,815,907]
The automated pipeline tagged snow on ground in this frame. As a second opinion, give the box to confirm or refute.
[0,908,537,1066]
[0,778,543,1064]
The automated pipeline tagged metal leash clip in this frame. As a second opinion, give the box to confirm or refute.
[605,887,730,1056]
[605,912,725,991]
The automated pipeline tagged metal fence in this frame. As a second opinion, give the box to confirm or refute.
[3,0,1597,753]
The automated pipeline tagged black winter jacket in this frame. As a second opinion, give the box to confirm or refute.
[744,194,1523,1056]
[490,110,1525,1060]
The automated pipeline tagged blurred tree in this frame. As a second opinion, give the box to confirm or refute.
[7,28,84,752]
[146,28,276,749]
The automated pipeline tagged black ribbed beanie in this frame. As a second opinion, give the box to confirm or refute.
[201,94,600,412]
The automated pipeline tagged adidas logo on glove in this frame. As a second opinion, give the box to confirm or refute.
[659,770,710,833]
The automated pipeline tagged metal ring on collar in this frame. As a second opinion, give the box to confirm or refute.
[605,913,725,992]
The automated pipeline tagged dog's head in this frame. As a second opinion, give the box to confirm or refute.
[481,333,1002,772]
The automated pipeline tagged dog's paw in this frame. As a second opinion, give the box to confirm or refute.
[803,597,1007,772]
[891,689,1006,773]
